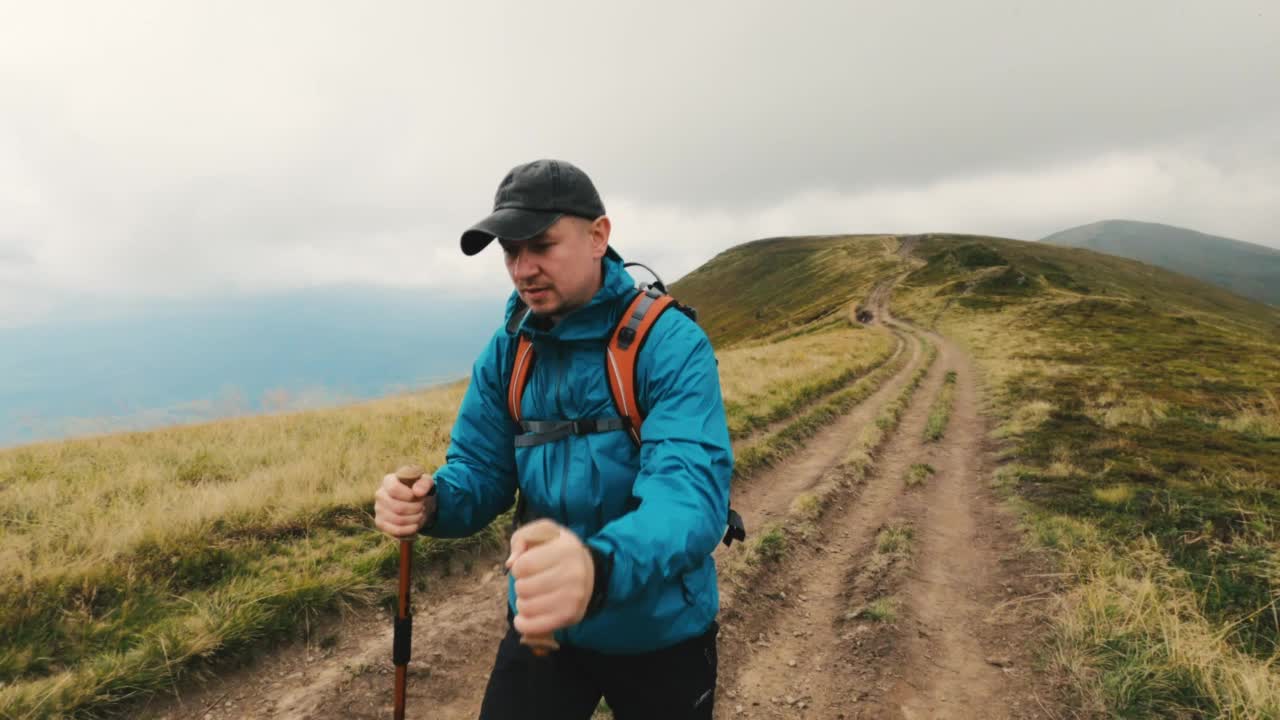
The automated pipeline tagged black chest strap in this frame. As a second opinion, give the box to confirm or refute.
[513,417,630,447]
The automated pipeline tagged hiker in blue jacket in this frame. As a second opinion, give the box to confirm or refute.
[373,158,736,719]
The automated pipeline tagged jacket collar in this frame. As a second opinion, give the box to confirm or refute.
[503,248,638,343]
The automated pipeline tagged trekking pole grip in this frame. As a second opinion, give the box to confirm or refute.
[396,464,424,490]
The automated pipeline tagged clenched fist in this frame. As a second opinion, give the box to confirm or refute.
[506,519,596,637]
[374,471,436,539]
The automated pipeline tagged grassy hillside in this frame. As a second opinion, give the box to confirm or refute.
[670,234,904,347]
[891,234,1280,717]
[1043,219,1280,306]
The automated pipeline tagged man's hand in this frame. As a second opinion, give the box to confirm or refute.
[506,519,595,637]
[374,471,436,539]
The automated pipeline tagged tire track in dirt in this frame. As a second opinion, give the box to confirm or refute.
[713,325,946,718]
[718,330,919,570]
[882,330,1054,720]
[136,545,513,720]
[714,322,1055,719]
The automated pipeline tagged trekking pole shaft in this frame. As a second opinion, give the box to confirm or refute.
[394,535,411,720]
[393,465,423,720]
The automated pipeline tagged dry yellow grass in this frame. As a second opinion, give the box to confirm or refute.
[1090,394,1170,430]
[1217,389,1280,439]
[1051,538,1280,719]
[995,399,1055,439]
[717,326,894,437]
[0,382,466,592]
[718,327,881,400]
[729,328,904,478]
[1091,483,1135,505]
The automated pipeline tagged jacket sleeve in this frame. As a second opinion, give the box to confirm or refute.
[420,330,519,539]
[584,310,734,606]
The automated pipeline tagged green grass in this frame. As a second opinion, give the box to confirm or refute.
[876,524,914,555]
[790,492,823,521]
[860,597,898,623]
[923,371,957,441]
[906,463,935,487]
[754,527,788,562]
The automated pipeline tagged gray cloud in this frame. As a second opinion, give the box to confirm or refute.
[0,240,33,265]
[1,0,1277,326]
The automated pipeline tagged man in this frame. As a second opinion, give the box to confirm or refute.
[373,158,734,719]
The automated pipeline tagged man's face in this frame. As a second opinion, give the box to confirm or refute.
[499,215,610,320]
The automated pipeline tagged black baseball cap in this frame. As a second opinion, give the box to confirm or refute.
[460,159,609,256]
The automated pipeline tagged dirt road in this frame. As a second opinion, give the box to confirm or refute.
[714,325,1054,719]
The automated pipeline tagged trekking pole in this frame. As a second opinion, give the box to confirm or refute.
[392,464,424,720]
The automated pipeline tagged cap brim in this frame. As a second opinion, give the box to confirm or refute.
[460,207,563,256]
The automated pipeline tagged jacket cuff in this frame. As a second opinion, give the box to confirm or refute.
[584,543,612,617]
[417,482,440,535]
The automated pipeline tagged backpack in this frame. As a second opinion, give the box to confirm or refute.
[506,261,747,547]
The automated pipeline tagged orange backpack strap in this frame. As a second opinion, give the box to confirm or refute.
[508,333,535,424]
[606,287,676,446]
[504,285,746,547]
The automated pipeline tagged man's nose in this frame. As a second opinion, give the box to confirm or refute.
[510,246,537,279]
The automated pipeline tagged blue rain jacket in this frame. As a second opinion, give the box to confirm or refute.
[422,249,734,654]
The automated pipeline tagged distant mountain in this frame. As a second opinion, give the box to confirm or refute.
[0,287,500,447]
[1041,220,1280,306]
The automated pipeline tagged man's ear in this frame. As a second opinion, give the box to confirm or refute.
[589,216,611,260]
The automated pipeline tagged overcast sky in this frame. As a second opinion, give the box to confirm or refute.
[2,0,1277,328]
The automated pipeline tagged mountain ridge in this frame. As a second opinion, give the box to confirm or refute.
[1041,218,1280,306]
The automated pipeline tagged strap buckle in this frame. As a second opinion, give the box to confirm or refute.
[571,419,597,434]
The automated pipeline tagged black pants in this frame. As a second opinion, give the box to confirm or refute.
[477,616,718,720]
